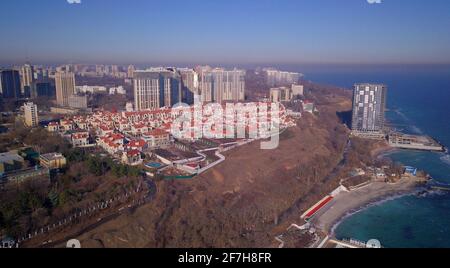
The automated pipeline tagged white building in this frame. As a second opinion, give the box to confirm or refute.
[351,83,387,138]
[264,68,302,87]
[109,86,126,95]
[75,85,107,94]
[291,84,304,96]
[55,72,76,107]
[23,102,38,127]
[198,68,245,103]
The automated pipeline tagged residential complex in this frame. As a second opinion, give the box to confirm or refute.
[270,84,304,103]
[197,67,246,103]
[264,68,302,87]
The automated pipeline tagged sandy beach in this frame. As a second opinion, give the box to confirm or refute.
[311,177,428,235]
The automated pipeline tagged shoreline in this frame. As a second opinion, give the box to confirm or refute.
[311,177,428,237]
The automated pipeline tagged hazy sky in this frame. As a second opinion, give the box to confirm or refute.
[1,0,450,65]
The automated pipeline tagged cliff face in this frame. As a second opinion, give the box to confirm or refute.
[76,89,352,248]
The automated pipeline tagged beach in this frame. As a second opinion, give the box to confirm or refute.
[311,177,428,235]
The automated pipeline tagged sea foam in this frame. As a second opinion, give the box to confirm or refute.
[440,154,450,166]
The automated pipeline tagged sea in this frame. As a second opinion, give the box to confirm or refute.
[287,64,450,248]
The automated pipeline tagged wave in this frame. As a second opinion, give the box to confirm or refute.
[409,125,424,135]
[391,109,424,134]
[416,189,447,198]
[440,154,450,166]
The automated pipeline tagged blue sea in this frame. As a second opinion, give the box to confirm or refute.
[291,64,450,248]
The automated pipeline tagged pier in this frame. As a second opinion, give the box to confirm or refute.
[429,183,450,192]
[388,133,444,152]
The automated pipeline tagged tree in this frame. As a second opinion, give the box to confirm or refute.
[66,148,86,162]
[0,210,4,227]
[86,157,104,176]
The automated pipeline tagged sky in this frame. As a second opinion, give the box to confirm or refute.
[1,0,450,65]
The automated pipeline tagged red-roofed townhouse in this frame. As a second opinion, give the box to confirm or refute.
[121,150,143,166]
[142,129,171,149]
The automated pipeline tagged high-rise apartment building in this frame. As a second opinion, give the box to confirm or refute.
[24,102,38,127]
[179,68,199,104]
[0,69,21,99]
[55,72,76,107]
[264,68,302,87]
[20,64,34,97]
[270,87,292,103]
[133,68,181,111]
[351,83,387,139]
[31,81,56,98]
[197,68,245,103]
[127,65,136,79]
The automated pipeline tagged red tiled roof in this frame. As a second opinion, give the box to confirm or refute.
[143,129,168,137]
[126,149,140,156]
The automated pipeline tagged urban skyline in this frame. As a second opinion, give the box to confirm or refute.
[1,0,450,252]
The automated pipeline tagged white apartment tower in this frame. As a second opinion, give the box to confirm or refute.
[20,63,34,96]
[55,72,76,107]
[24,102,38,127]
[351,83,387,138]
[133,69,182,111]
[198,68,245,103]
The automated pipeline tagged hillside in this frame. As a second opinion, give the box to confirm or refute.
[64,87,353,248]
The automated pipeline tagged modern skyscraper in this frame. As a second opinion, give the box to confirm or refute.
[0,69,21,99]
[55,72,76,107]
[270,87,292,103]
[351,83,387,139]
[31,81,56,98]
[23,102,38,127]
[133,68,182,111]
[197,68,245,103]
[264,68,302,87]
[20,64,34,97]
[127,65,136,79]
[179,68,199,105]
[197,66,214,102]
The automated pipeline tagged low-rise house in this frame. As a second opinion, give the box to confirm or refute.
[122,150,142,166]
[131,123,149,136]
[60,120,74,131]
[302,101,315,114]
[5,167,50,184]
[126,139,147,151]
[47,122,60,132]
[39,153,67,169]
[98,125,114,136]
[98,133,125,154]
[71,132,90,147]
[143,129,171,149]
[76,120,89,130]
[0,151,24,176]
